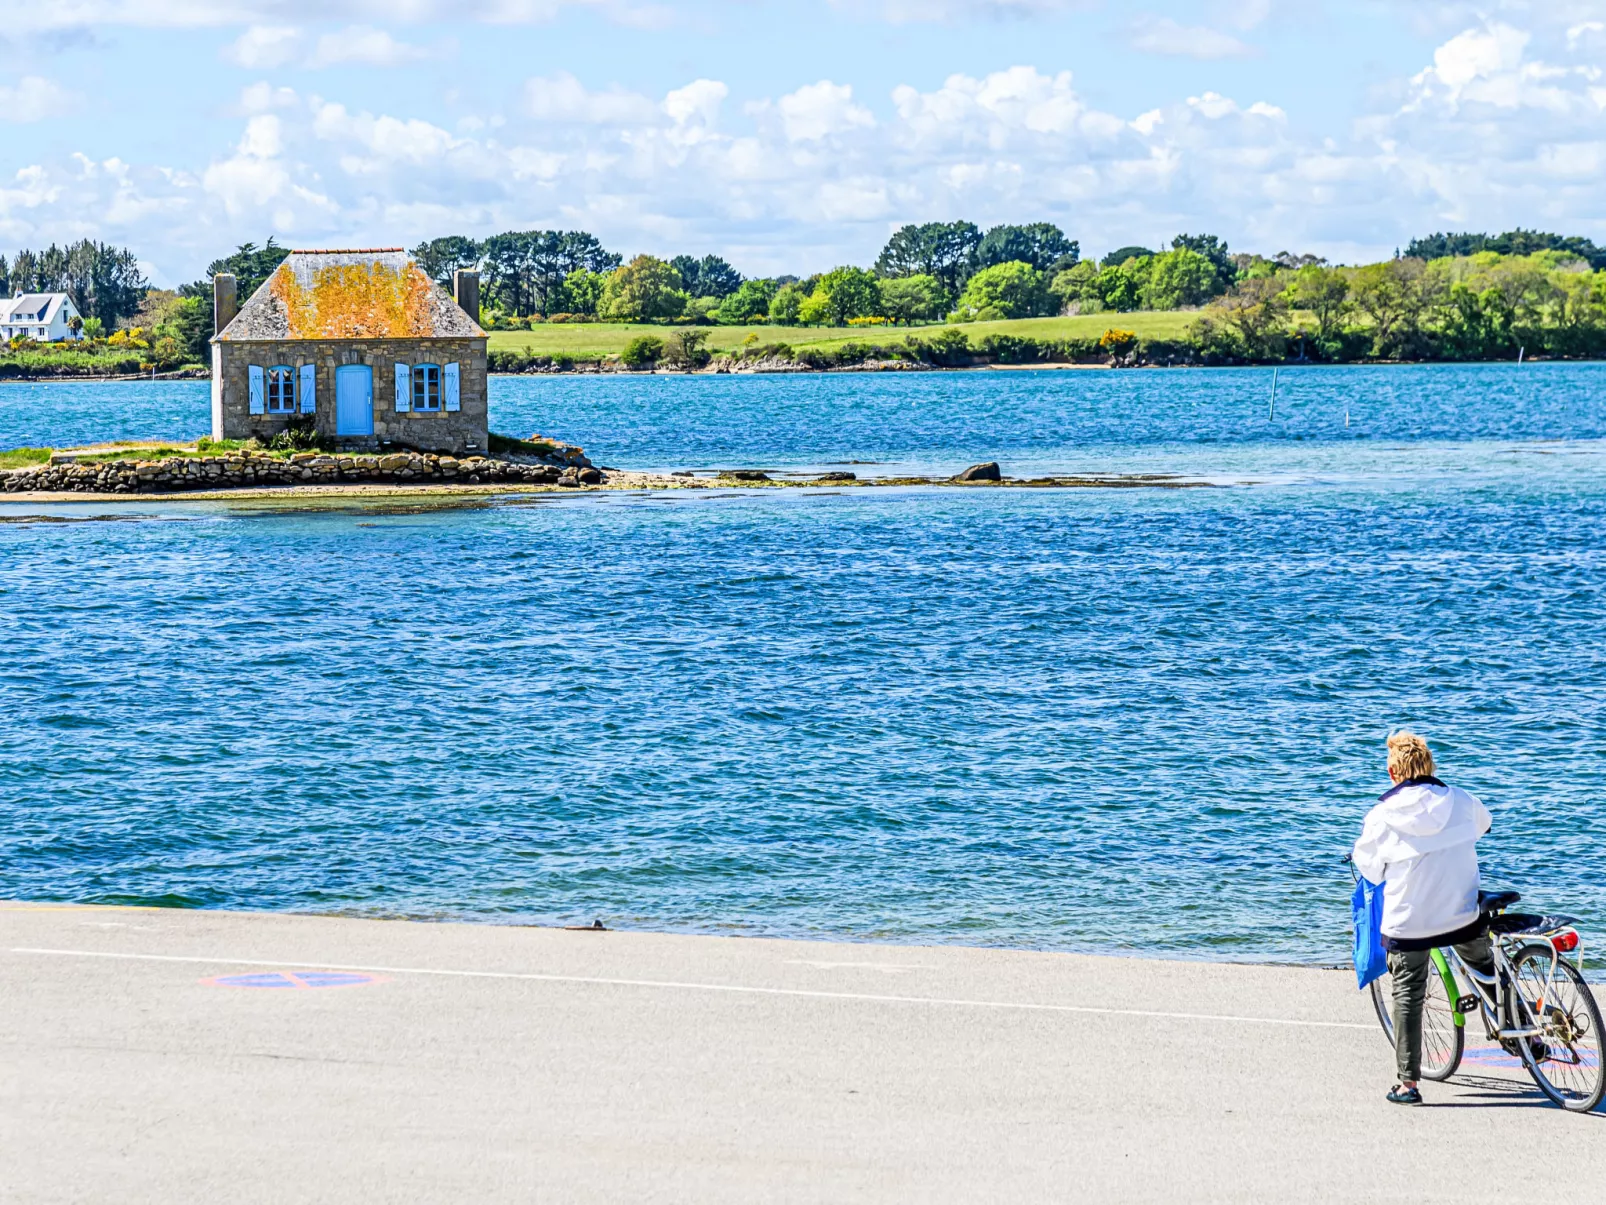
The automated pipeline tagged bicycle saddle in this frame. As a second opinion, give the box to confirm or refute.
[1479,889,1522,912]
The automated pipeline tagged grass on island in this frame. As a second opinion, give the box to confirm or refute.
[0,447,52,469]
[487,310,1201,361]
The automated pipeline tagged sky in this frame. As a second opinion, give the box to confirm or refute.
[3,0,1605,286]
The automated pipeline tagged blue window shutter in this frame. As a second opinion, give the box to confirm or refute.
[299,364,316,413]
[248,365,265,415]
[443,362,460,411]
[394,362,411,412]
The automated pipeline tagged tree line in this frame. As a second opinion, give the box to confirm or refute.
[2,241,148,329]
[8,224,1606,371]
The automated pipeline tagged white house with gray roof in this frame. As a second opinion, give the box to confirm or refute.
[1,293,83,342]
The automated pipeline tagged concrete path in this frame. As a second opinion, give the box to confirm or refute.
[3,903,1601,1203]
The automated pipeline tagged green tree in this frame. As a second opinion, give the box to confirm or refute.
[155,295,212,364]
[481,230,620,316]
[1287,265,1351,343]
[661,329,712,369]
[561,267,609,316]
[956,261,1053,320]
[1101,245,1154,269]
[975,223,1077,273]
[1350,258,1428,357]
[600,255,689,322]
[1207,277,1289,359]
[621,334,664,367]
[875,221,982,297]
[879,274,946,323]
[768,283,805,325]
[410,236,482,285]
[670,254,743,299]
[1141,249,1220,309]
[61,240,149,327]
[715,278,778,324]
[1170,233,1234,282]
[1095,263,1143,312]
[181,238,291,312]
[1049,261,1100,312]
[801,266,882,326]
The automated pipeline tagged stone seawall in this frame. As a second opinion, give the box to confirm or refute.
[2,450,605,495]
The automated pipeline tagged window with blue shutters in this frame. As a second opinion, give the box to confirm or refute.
[266,366,295,413]
[412,363,441,411]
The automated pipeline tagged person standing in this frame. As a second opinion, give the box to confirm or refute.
[1352,731,1493,1105]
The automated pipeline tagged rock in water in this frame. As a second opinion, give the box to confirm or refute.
[721,470,771,481]
[814,471,857,482]
[954,462,1002,482]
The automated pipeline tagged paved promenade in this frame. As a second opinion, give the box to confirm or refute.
[3,903,1601,1203]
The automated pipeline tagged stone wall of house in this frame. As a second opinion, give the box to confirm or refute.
[214,337,489,454]
[2,450,601,494]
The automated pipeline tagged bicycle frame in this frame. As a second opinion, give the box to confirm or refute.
[1440,930,1580,1043]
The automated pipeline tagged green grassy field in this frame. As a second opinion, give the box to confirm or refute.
[487,310,1199,359]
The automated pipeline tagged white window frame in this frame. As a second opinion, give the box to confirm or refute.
[266,365,297,414]
[412,363,442,412]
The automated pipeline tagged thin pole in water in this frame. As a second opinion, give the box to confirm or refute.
[1345,407,1350,428]
[1517,346,1525,365]
[1268,367,1279,421]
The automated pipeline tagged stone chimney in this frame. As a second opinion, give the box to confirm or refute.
[214,273,238,336]
[453,270,480,325]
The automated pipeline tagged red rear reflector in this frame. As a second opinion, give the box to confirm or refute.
[1553,930,1580,952]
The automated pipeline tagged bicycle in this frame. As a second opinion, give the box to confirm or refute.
[1363,886,1604,1112]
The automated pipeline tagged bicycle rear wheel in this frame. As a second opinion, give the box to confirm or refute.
[1511,944,1604,1112]
[1369,953,1463,1082]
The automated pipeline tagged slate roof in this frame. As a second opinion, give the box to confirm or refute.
[2,293,67,323]
[215,249,483,342]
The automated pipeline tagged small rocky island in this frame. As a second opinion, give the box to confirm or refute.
[1,438,604,496]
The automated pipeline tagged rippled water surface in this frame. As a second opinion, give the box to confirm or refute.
[4,365,1606,963]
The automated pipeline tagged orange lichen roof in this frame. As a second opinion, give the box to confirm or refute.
[217,249,483,341]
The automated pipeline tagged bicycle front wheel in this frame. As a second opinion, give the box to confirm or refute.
[1369,953,1464,1082]
[1511,944,1605,1112]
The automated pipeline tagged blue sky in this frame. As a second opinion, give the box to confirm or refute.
[3,1,1604,285]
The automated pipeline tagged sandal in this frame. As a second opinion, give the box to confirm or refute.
[1386,1084,1423,1105]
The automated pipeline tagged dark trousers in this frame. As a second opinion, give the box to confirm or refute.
[1388,936,1493,1082]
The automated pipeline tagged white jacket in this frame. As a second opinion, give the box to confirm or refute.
[1352,778,1492,939]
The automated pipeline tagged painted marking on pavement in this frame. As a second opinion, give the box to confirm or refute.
[11,946,1374,1031]
[203,970,385,990]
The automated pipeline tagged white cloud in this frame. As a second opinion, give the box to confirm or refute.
[1407,22,1593,113]
[17,9,1606,284]
[1131,17,1257,59]
[239,82,299,113]
[0,76,79,123]
[663,79,726,127]
[524,72,658,124]
[309,26,432,68]
[892,67,1093,141]
[223,25,303,69]
[777,81,875,142]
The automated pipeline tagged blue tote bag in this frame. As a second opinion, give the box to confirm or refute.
[1352,877,1388,989]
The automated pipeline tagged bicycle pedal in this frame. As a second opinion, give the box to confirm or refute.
[1455,994,1482,1014]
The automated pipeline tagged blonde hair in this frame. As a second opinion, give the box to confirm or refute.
[1387,731,1435,782]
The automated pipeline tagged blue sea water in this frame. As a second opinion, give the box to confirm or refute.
[3,364,1606,964]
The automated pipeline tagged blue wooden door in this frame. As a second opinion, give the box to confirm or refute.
[335,365,373,436]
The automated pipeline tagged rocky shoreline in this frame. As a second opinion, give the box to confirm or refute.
[1,449,606,495]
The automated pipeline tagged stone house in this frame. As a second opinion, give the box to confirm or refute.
[211,249,487,454]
